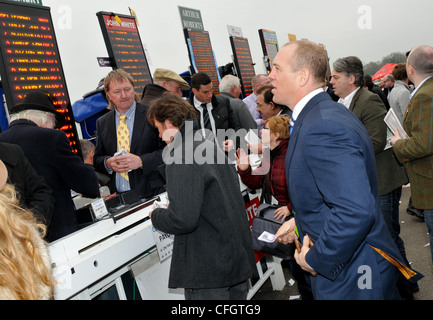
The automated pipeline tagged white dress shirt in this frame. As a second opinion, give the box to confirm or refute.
[338,87,360,109]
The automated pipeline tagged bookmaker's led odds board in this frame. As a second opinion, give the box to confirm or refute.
[0,1,81,154]
[97,12,152,95]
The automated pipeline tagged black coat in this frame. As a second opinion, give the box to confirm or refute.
[140,84,167,106]
[0,120,100,241]
[0,142,54,225]
[93,103,165,199]
[188,94,240,133]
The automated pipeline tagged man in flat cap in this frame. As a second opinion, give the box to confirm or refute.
[141,68,190,105]
[0,91,100,241]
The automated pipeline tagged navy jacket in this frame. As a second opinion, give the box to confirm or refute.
[0,120,100,241]
[286,92,422,299]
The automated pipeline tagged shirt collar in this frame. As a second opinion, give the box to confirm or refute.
[410,75,433,99]
[115,101,136,119]
[292,88,324,121]
[338,87,360,109]
[193,96,211,109]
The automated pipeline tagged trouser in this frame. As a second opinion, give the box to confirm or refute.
[423,209,433,264]
[380,187,418,297]
[184,281,248,300]
[379,187,408,263]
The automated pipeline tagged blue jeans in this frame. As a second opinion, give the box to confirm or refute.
[423,209,433,263]
[379,187,409,264]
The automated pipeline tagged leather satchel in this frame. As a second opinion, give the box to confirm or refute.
[251,203,295,260]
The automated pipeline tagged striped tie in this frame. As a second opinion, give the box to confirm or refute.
[117,114,130,181]
[201,103,212,131]
[289,118,296,135]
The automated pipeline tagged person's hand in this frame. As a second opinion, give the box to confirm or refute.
[107,154,142,173]
[235,148,250,171]
[390,129,402,146]
[248,142,263,154]
[275,219,297,245]
[294,235,317,276]
[222,139,234,152]
[274,206,291,223]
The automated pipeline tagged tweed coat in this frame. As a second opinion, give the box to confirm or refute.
[393,77,433,209]
[349,88,409,196]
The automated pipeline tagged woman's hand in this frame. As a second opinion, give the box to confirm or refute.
[274,206,291,223]
[235,148,250,171]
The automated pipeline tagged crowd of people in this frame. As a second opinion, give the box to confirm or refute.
[0,40,432,300]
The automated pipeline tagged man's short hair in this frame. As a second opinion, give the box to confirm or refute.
[191,72,212,90]
[257,85,286,110]
[104,69,135,92]
[384,74,395,82]
[252,74,268,89]
[333,56,365,87]
[364,75,374,90]
[283,40,328,86]
[392,63,407,81]
[219,75,241,93]
[408,45,433,76]
[80,139,95,161]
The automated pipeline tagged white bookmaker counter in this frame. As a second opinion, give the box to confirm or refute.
[49,156,286,300]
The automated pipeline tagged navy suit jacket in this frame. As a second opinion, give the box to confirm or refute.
[0,120,100,242]
[286,92,421,299]
[94,103,165,199]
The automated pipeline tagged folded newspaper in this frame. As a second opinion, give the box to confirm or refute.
[384,108,409,149]
[384,108,409,139]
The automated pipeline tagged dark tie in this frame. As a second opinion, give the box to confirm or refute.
[201,103,212,131]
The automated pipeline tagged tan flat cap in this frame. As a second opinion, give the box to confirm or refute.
[153,68,190,90]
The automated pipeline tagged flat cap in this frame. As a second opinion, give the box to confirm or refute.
[153,68,190,90]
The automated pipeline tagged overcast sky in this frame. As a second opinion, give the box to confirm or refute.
[41,0,433,102]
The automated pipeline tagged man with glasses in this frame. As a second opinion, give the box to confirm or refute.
[382,74,395,99]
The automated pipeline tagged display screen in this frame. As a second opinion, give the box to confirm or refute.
[258,29,279,72]
[184,28,220,95]
[0,1,81,154]
[230,36,255,98]
[97,12,152,95]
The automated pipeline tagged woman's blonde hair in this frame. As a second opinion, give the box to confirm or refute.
[267,115,291,141]
[0,184,54,300]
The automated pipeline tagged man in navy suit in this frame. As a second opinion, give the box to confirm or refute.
[273,41,421,299]
[94,69,165,199]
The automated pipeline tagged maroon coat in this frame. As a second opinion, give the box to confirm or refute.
[238,140,290,208]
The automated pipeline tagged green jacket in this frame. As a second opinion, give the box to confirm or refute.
[394,77,433,209]
[350,88,408,196]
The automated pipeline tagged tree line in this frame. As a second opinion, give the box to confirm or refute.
[363,52,407,77]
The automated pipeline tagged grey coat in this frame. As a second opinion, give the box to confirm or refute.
[151,119,256,289]
[220,92,257,131]
[389,80,411,125]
